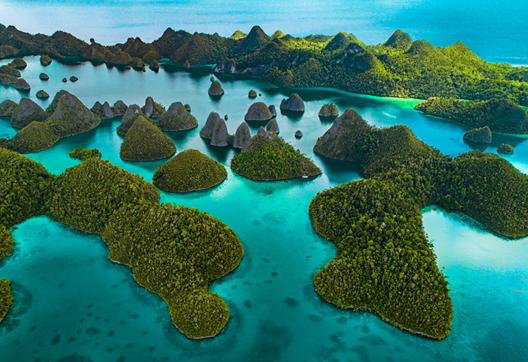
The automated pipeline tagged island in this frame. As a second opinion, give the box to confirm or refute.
[153,149,227,193]
[1,24,527,106]
[69,147,102,161]
[311,108,528,339]
[231,127,321,181]
[0,146,244,339]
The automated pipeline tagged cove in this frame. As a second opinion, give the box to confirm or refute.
[1,56,528,361]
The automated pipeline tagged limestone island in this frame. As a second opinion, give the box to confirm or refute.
[153,149,227,193]
[311,108,528,340]
[231,127,321,181]
[0,145,243,339]
[158,102,198,132]
[69,147,102,161]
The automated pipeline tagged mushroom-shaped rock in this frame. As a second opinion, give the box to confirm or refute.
[117,104,143,136]
[36,90,49,100]
[40,55,52,66]
[11,98,47,129]
[463,126,492,144]
[112,100,128,116]
[0,100,17,117]
[200,112,223,140]
[159,102,198,132]
[9,58,27,70]
[69,76,78,82]
[14,79,30,92]
[46,91,101,137]
[248,89,257,99]
[244,102,274,123]
[120,115,176,161]
[231,131,321,181]
[39,73,49,81]
[10,121,59,153]
[153,149,227,193]
[497,143,514,155]
[208,80,224,98]
[295,130,303,139]
[266,118,279,134]
[280,93,305,115]
[233,122,251,149]
[319,103,339,121]
[142,96,165,118]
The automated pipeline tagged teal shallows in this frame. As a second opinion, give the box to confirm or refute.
[0,57,528,361]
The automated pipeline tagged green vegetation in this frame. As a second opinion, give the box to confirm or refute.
[0,100,17,117]
[311,107,528,339]
[102,202,243,339]
[158,102,198,132]
[69,147,102,161]
[0,225,13,260]
[2,26,528,104]
[119,116,176,162]
[415,97,528,134]
[10,121,59,153]
[153,149,227,193]
[232,129,321,181]
[46,159,160,234]
[47,91,101,137]
[0,147,52,227]
[0,279,13,323]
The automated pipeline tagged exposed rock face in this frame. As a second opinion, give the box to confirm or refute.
[208,80,224,98]
[0,100,17,117]
[120,115,176,161]
[149,60,160,72]
[313,109,372,161]
[91,101,103,116]
[0,65,20,78]
[463,126,492,144]
[70,76,78,82]
[184,104,191,112]
[46,90,69,114]
[9,58,27,70]
[233,122,251,149]
[295,130,303,139]
[248,89,257,98]
[46,91,101,137]
[113,100,128,116]
[142,96,165,118]
[62,78,67,83]
[15,79,30,92]
[11,98,47,128]
[117,104,143,136]
[39,73,49,81]
[266,118,279,134]
[36,90,49,99]
[158,102,198,131]
[200,112,229,147]
[269,105,277,117]
[384,30,413,50]
[244,102,274,123]
[101,102,114,119]
[319,103,339,121]
[40,55,52,66]
[280,93,305,115]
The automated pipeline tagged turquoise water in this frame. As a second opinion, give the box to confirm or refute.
[1,0,528,65]
[0,57,528,361]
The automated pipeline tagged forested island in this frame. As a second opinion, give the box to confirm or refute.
[311,109,528,339]
[0,148,243,339]
[1,24,528,105]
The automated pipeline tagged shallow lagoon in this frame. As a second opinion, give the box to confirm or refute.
[1,57,528,361]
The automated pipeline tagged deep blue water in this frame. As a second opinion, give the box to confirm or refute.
[0,0,527,64]
[0,45,527,362]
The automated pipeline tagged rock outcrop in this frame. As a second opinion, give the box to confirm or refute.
[9,58,27,70]
[0,100,17,117]
[113,100,128,116]
[200,112,229,147]
[248,89,257,98]
[46,91,101,137]
[40,55,52,66]
[142,96,165,118]
[233,122,251,149]
[295,130,303,139]
[280,93,305,115]
[208,80,224,98]
[69,75,78,82]
[117,104,143,136]
[497,144,514,154]
[39,73,49,81]
[244,102,274,123]
[463,126,492,144]
[14,79,30,92]
[158,102,198,131]
[266,118,279,134]
[319,103,339,121]
[11,98,47,129]
[36,90,49,99]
